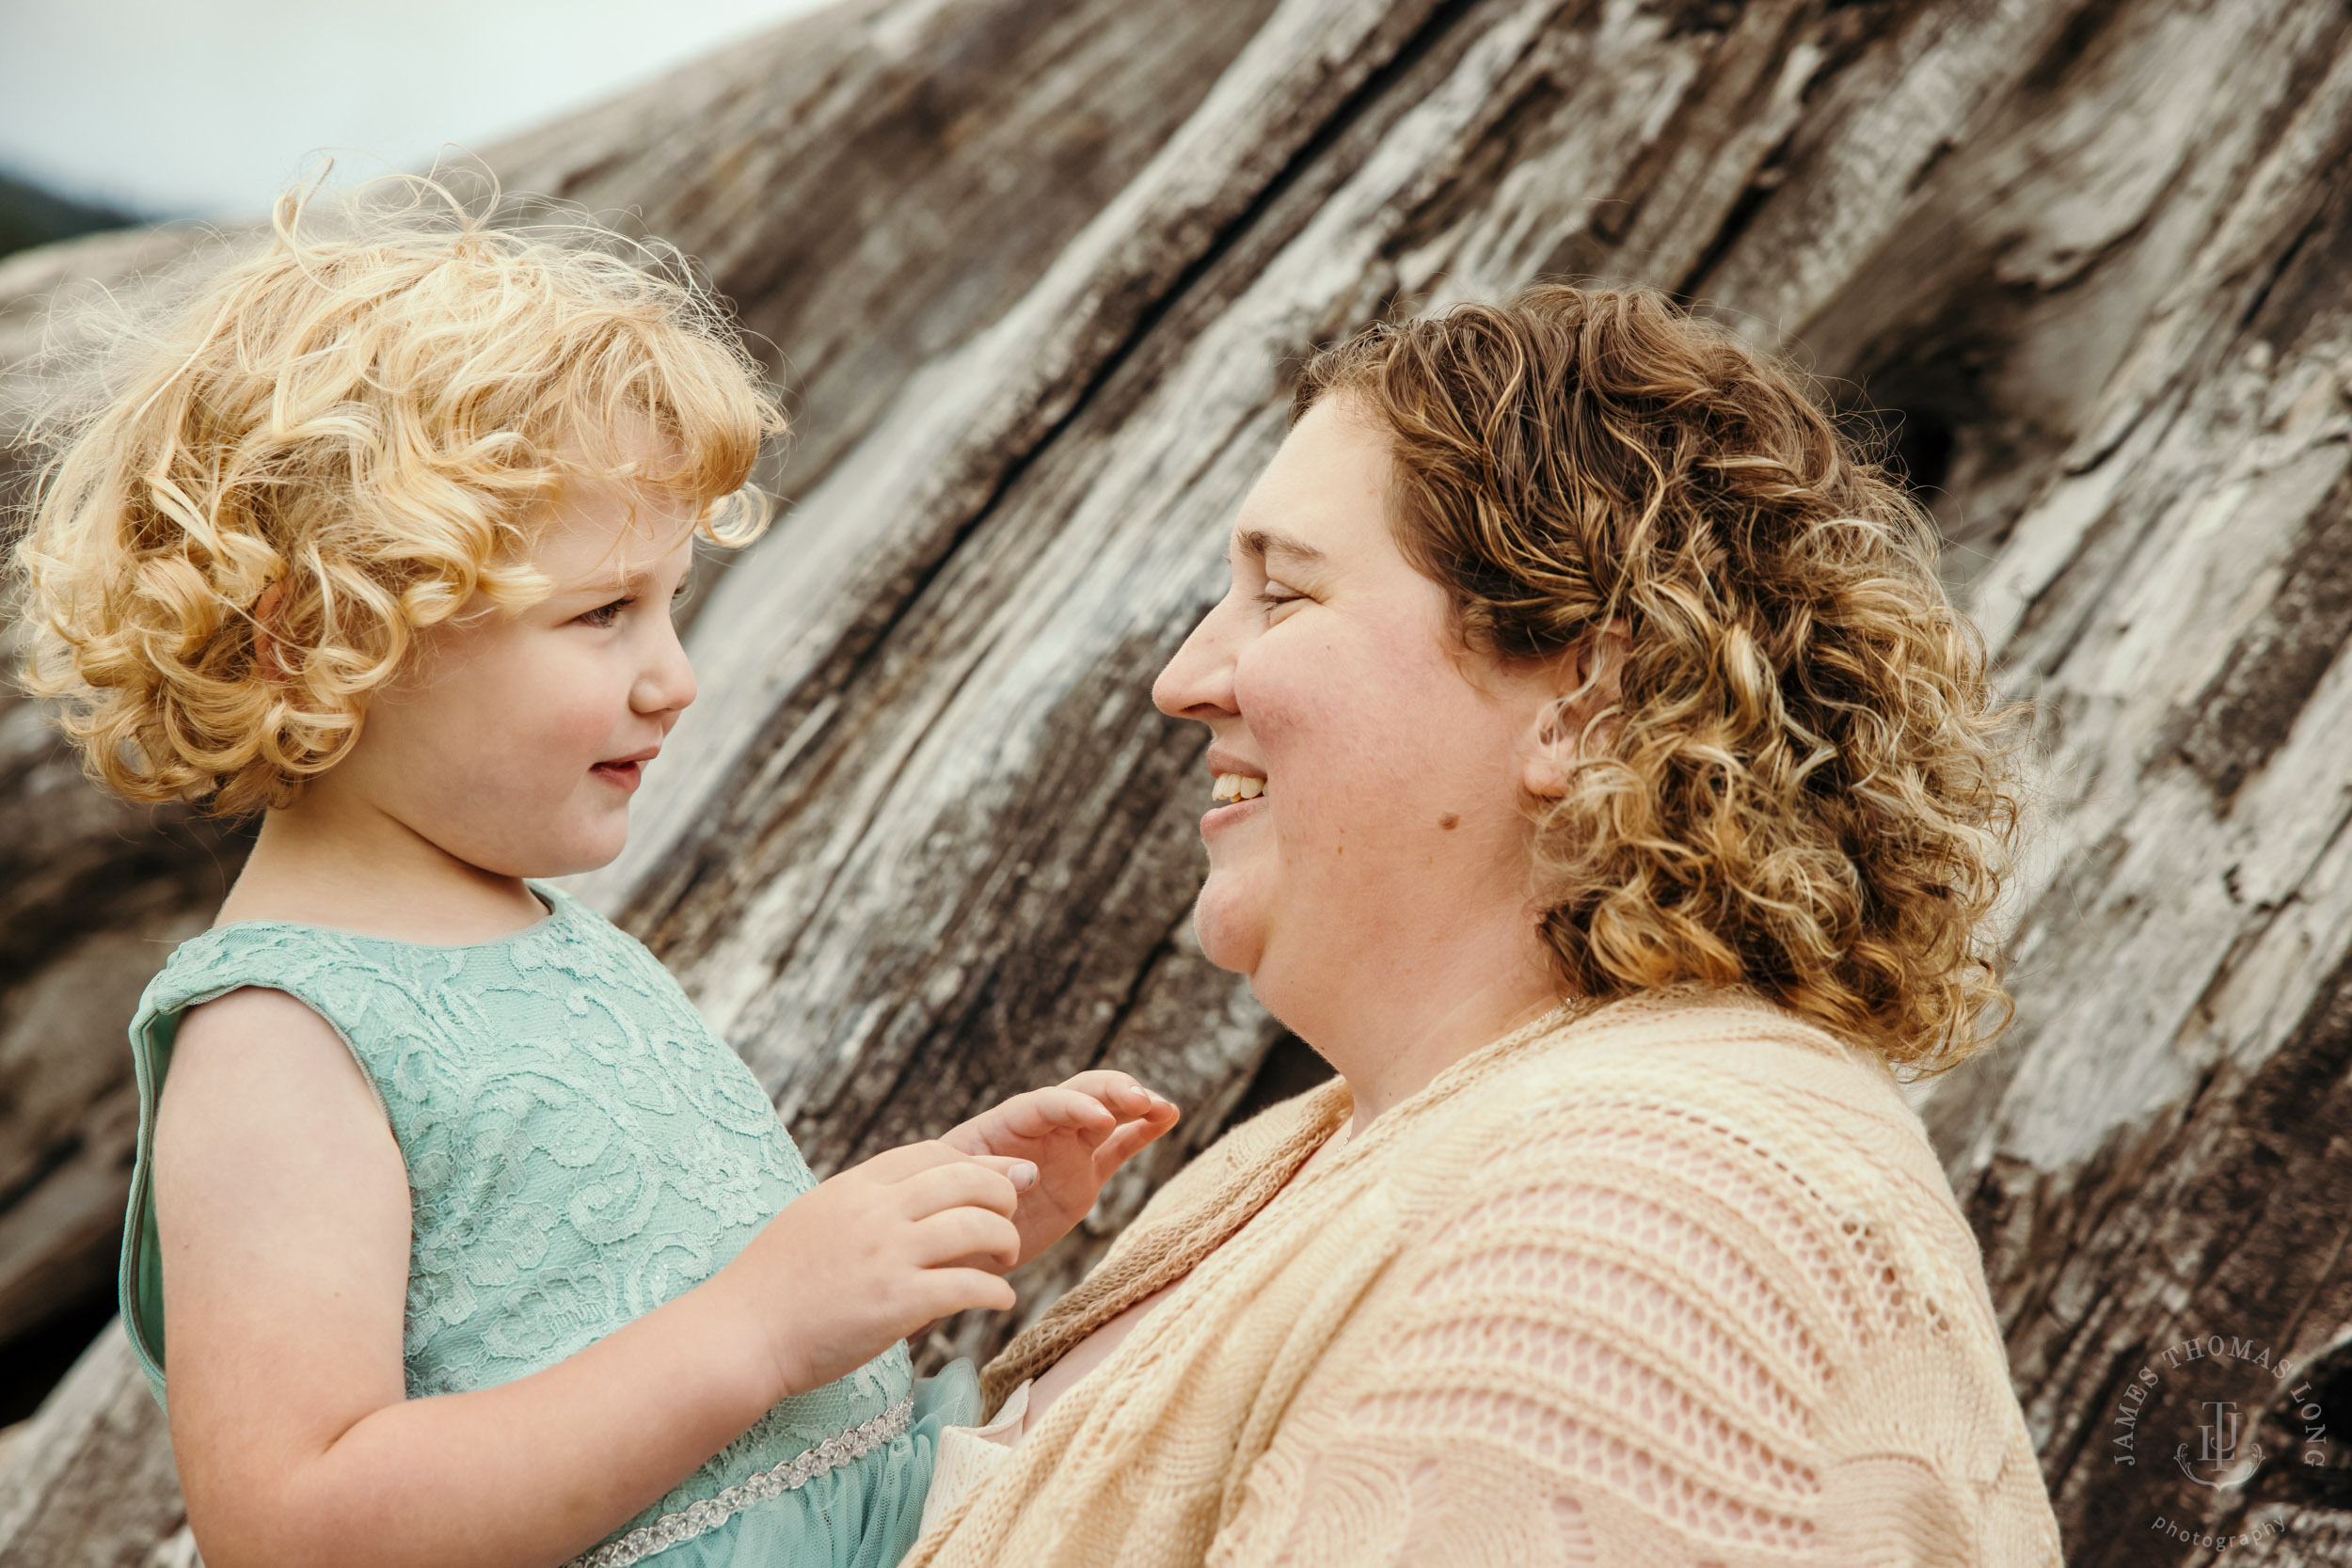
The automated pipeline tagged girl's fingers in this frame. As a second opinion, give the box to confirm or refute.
[1120,1097,1181,1136]
[910,1208,1023,1272]
[998,1087,1115,1138]
[1091,1102,1181,1176]
[964,1153,1041,1192]
[910,1268,1019,1321]
[960,1078,1170,1149]
[854,1138,980,1181]
[1060,1070,1162,1119]
[896,1160,1025,1219]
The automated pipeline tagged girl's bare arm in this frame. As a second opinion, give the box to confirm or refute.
[155,986,1020,1568]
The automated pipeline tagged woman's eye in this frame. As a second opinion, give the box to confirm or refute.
[577,598,631,628]
[1255,580,1306,611]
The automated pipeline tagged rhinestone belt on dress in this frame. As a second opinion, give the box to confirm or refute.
[563,1394,916,1568]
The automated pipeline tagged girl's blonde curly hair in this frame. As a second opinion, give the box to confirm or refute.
[12,172,784,818]
[1295,284,2021,1070]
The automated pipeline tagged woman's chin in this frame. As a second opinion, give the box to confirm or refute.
[1191,880,1266,975]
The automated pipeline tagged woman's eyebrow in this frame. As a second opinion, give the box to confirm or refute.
[1237,528,1327,569]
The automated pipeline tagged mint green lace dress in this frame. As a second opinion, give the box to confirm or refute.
[118,881,980,1568]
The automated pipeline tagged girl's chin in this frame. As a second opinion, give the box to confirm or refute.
[471,817,630,882]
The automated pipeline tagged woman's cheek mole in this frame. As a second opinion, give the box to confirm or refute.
[1438,814,1459,830]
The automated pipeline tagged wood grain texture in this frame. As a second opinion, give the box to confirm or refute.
[6,0,2352,1560]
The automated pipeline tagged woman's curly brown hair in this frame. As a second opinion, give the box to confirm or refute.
[1294,284,2022,1071]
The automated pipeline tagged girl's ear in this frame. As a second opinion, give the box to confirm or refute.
[1518,619,1629,800]
[251,579,290,684]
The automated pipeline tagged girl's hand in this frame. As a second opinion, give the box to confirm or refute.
[718,1140,1029,1400]
[941,1071,1181,1266]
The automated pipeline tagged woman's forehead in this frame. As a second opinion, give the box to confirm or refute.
[1231,416,1397,572]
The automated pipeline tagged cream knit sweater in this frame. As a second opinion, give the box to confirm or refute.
[905,988,2064,1567]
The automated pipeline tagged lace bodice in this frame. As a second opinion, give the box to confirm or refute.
[119,882,917,1562]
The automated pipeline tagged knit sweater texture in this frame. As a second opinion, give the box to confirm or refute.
[905,987,2064,1567]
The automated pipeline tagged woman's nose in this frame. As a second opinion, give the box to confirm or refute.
[1153,594,1239,721]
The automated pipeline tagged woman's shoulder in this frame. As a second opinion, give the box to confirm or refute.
[1441,987,1931,1170]
[1541,984,1901,1076]
[1390,988,1987,1323]
[1245,993,2059,1565]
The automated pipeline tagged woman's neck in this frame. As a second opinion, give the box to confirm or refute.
[218,789,547,944]
[1267,912,1568,1135]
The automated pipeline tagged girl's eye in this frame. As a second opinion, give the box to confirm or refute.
[1255,579,1307,611]
[577,598,631,628]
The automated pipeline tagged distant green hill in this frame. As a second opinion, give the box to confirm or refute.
[0,169,138,261]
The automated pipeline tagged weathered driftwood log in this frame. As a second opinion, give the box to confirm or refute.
[0,228,269,1421]
[6,0,2352,1561]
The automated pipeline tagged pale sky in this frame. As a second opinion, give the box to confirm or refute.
[1,0,838,220]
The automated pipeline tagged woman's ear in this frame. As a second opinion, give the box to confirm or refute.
[1518,619,1629,799]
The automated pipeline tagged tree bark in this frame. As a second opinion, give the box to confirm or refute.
[6,0,2352,1560]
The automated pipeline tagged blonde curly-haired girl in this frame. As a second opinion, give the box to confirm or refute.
[13,176,1178,1568]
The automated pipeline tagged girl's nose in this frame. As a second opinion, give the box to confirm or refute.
[633,618,697,718]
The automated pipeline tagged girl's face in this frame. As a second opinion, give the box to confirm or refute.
[1151,397,1567,1037]
[314,473,700,879]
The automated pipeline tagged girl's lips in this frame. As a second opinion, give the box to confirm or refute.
[590,759,644,792]
[1201,794,1268,834]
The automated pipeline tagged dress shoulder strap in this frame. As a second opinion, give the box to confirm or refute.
[114,889,576,1406]
[119,920,416,1406]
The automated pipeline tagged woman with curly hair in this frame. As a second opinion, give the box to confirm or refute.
[909,284,2064,1566]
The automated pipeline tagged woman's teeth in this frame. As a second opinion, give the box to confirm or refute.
[1212,773,1265,803]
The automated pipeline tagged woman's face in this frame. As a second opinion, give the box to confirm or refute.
[1152,396,1567,1037]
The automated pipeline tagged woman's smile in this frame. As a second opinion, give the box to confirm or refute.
[1202,751,1269,833]
[1209,772,1265,802]
[1200,792,1268,834]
